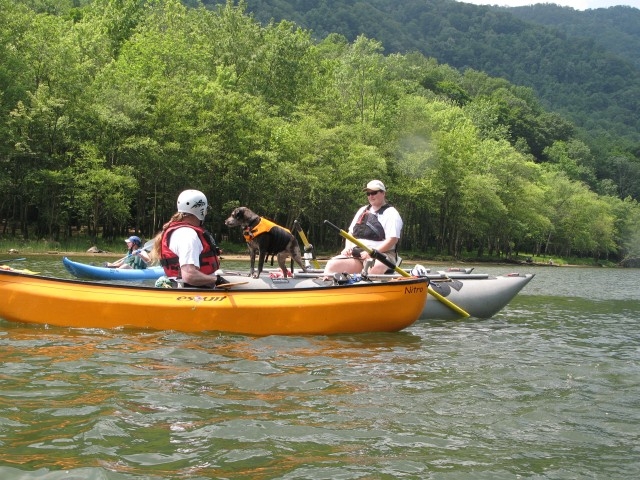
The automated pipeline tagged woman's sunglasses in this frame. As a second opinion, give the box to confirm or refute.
[366,191,381,196]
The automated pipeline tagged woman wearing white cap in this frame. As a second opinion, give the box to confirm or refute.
[323,179,403,275]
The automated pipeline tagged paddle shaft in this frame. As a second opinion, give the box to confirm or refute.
[110,239,155,266]
[323,220,470,318]
[214,281,250,289]
[0,258,26,264]
[293,221,321,269]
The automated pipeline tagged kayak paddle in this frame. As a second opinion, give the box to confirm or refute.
[0,258,26,264]
[293,220,321,269]
[324,220,470,318]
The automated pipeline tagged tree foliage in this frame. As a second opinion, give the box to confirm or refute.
[1,0,639,263]
[218,0,640,204]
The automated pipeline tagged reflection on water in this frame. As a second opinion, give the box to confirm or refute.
[1,258,639,478]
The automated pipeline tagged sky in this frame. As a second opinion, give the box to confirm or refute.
[460,0,640,9]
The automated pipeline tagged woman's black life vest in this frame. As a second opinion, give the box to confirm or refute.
[351,204,391,242]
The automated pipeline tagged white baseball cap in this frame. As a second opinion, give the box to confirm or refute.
[363,179,386,192]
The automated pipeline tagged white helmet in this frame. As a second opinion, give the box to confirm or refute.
[177,189,208,221]
[410,264,429,277]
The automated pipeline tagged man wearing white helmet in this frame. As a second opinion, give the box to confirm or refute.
[152,189,222,287]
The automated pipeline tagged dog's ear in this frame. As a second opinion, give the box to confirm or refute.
[233,207,245,220]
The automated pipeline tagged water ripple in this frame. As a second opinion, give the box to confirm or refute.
[1,263,640,478]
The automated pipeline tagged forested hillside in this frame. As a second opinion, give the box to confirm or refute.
[506,4,640,70]
[216,1,640,141]
[206,0,640,200]
[1,0,639,263]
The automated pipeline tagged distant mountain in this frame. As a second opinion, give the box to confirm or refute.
[202,0,640,148]
[506,4,640,69]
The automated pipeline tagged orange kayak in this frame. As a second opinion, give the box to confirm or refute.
[0,268,428,336]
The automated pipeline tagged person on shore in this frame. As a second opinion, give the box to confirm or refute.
[106,236,151,269]
[323,179,403,275]
[151,189,223,287]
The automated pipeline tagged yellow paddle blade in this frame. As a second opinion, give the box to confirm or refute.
[293,220,321,269]
[0,265,40,275]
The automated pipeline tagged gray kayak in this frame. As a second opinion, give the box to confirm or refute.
[212,268,535,321]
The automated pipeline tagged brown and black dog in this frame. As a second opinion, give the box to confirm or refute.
[224,206,307,278]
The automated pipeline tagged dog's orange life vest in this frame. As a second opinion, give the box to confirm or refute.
[242,218,291,242]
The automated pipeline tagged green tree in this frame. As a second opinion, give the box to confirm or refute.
[543,139,597,187]
[244,20,315,116]
[614,197,640,261]
[541,170,616,259]
[335,35,388,127]
[73,155,138,243]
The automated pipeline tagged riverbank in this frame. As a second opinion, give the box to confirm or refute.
[4,234,625,267]
[3,238,624,267]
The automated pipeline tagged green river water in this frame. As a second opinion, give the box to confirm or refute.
[1,258,638,479]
